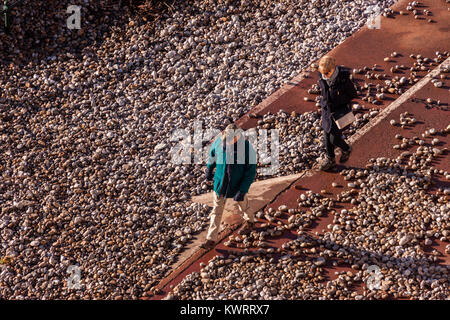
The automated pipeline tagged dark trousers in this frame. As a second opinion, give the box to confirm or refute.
[324,121,350,159]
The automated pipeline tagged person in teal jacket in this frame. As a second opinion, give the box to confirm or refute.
[200,124,257,250]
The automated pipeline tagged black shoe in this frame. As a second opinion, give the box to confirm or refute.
[200,240,215,250]
[339,146,352,163]
[238,221,254,235]
[317,157,336,171]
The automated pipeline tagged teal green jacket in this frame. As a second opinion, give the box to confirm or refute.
[207,136,257,198]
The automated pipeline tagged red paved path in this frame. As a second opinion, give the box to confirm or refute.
[147,0,450,299]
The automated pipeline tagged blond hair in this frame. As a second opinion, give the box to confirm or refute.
[318,55,336,75]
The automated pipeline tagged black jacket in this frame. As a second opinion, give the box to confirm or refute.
[318,66,357,133]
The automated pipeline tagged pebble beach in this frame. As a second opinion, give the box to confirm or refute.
[8,0,448,300]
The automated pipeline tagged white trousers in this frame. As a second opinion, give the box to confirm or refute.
[206,192,255,241]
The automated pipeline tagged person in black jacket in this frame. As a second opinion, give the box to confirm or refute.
[316,55,358,171]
